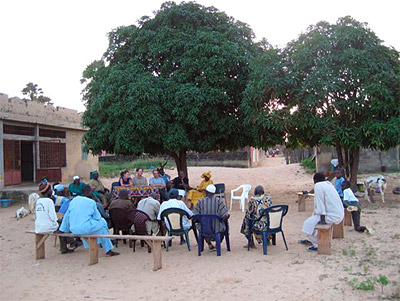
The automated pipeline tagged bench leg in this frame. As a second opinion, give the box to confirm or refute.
[317,227,332,255]
[344,210,353,227]
[152,241,162,271]
[332,220,344,239]
[88,237,99,265]
[298,195,307,212]
[35,234,49,260]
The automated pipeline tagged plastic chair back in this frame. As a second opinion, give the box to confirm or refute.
[160,208,191,235]
[243,184,251,198]
[215,184,225,194]
[259,205,288,232]
[127,209,151,235]
[193,214,223,237]
[111,181,121,193]
[109,208,131,233]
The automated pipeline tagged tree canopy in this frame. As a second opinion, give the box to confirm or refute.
[244,16,400,186]
[22,82,53,105]
[81,1,277,174]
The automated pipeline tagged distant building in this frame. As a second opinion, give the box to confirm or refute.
[0,93,98,189]
[316,145,399,174]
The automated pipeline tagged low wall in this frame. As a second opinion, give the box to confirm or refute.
[316,146,399,173]
[100,151,251,168]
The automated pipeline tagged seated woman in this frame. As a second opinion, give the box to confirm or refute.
[119,170,133,188]
[240,185,272,248]
[187,171,213,209]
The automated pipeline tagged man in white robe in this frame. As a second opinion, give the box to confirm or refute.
[301,173,344,251]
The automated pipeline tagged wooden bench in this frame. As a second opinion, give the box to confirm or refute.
[315,224,333,255]
[316,222,344,255]
[296,192,314,212]
[27,231,173,271]
[344,209,353,226]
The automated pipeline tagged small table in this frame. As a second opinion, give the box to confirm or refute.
[113,186,160,200]
[296,192,315,212]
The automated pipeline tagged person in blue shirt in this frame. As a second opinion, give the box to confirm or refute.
[150,170,167,202]
[334,170,346,199]
[60,185,119,257]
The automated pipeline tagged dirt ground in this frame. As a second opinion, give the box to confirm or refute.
[1,157,399,300]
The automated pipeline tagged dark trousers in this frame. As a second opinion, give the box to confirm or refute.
[343,201,367,232]
[58,219,75,252]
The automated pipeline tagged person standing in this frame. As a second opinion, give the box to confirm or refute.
[334,170,346,199]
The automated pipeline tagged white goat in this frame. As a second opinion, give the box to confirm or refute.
[364,175,387,203]
[28,193,40,219]
[15,207,30,220]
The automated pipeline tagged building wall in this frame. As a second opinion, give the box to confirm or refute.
[0,93,98,188]
[316,146,399,173]
[358,147,399,173]
[0,93,82,130]
[63,129,98,183]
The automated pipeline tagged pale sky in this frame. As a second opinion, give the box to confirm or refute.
[1,0,399,112]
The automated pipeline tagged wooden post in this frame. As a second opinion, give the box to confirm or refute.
[344,209,353,227]
[35,234,48,260]
[297,194,307,212]
[332,220,344,239]
[152,240,162,271]
[316,224,333,255]
[88,237,99,265]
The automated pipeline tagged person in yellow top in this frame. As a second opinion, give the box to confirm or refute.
[187,172,213,209]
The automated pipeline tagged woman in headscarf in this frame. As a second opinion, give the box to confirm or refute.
[187,171,213,209]
[240,185,272,248]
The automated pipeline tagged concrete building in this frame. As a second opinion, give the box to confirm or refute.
[0,93,98,190]
[316,145,399,174]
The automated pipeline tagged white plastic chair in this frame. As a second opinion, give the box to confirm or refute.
[230,184,252,212]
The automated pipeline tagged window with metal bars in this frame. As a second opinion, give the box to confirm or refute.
[39,129,66,139]
[39,142,66,168]
[3,124,34,136]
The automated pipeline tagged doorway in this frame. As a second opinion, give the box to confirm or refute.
[21,141,34,182]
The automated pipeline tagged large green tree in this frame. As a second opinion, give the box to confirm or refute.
[244,16,400,187]
[81,1,277,175]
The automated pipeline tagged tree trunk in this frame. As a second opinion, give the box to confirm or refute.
[344,147,350,178]
[349,148,360,191]
[336,146,344,168]
[171,150,188,178]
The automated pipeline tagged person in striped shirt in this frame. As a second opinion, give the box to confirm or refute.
[193,184,230,250]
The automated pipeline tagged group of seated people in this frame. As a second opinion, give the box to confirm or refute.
[34,168,230,256]
[116,168,214,209]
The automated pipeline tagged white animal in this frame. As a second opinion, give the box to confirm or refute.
[364,175,387,203]
[15,207,30,220]
[28,193,40,215]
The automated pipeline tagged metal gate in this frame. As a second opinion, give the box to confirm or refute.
[3,140,21,185]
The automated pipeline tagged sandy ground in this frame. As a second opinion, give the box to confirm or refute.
[1,157,400,301]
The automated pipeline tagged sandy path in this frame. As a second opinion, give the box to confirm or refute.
[1,157,399,300]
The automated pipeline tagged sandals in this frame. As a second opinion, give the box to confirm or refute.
[307,246,318,252]
[347,206,358,212]
[298,240,312,246]
[105,250,120,257]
